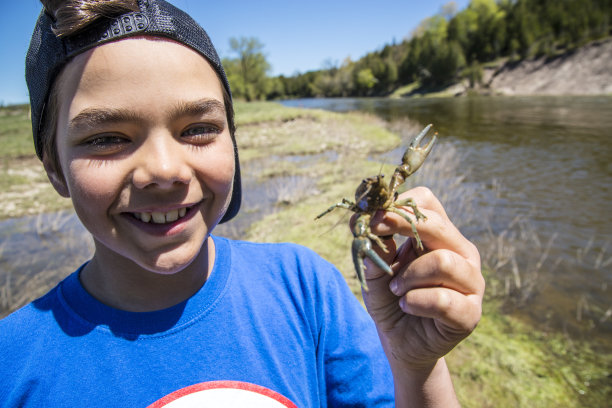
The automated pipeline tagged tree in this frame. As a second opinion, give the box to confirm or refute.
[223,37,271,101]
[440,1,459,20]
[355,68,378,95]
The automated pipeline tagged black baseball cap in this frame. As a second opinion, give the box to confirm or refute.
[26,0,241,223]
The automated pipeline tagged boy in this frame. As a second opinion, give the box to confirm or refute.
[0,0,484,406]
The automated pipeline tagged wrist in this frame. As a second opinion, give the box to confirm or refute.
[391,357,460,408]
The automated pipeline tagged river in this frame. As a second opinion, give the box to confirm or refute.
[282,96,612,343]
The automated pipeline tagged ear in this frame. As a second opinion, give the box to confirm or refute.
[42,155,70,198]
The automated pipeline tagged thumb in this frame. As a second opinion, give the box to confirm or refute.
[359,235,397,291]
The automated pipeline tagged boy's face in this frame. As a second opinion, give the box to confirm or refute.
[47,38,235,275]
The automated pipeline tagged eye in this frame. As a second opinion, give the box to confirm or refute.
[181,124,222,144]
[82,134,130,154]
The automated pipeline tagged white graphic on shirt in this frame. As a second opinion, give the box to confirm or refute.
[148,380,297,408]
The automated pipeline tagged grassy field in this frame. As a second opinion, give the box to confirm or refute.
[1,102,610,406]
[0,105,72,219]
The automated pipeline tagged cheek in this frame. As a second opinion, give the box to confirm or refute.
[65,161,121,205]
[202,139,236,194]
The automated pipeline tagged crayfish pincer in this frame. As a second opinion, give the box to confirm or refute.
[315,124,437,291]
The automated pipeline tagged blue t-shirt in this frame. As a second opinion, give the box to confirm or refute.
[0,236,393,407]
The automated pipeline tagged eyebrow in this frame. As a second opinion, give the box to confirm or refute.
[68,107,142,132]
[169,98,226,121]
[68,98,226,132]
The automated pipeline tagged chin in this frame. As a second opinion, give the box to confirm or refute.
[140,251,201,276]
[149,230,214,274]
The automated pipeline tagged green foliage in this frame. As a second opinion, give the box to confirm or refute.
[274,0,611,99]
[223,37,271,101]
[310,59,355,97]
[355,68,378,94]
[465,59,483,88]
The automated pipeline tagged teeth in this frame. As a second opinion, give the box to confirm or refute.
[165,209,178,222]
[133,207,190,224]
[151,212,166,224]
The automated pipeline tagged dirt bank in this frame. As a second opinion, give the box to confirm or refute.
[486,38,612,96]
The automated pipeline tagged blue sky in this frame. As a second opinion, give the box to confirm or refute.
[0,0,469,105]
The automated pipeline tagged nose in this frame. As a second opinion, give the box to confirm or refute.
[132,132,192,189]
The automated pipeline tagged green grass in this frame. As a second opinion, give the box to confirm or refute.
[388,81,461,99]
[389,82,420,98]
[234,101,398,162]
[235,101,332,126]
[0,106,72,219]
[0,105,33,159]
[449,299,611,407]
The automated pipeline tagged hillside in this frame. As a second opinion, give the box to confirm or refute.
[484,38,612,96]
[444,38,612,97]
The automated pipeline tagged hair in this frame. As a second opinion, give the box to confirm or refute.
[42,0,140,37]
[38,0,236,179]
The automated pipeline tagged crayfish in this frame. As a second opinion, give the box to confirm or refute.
[315,124,437,291]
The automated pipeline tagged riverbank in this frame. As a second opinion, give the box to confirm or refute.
[393,38,612,98]
[1,102,610,406]
[487,38,612,96]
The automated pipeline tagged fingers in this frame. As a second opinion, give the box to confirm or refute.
[390,249,485,298]
[388,246,484,335]
[399,288,482,334]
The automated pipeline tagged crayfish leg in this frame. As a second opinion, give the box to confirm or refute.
[388,206,425,251]
[314,198,355,220]
[394,197,427,222]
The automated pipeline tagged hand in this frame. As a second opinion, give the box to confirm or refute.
[358,186,484,372]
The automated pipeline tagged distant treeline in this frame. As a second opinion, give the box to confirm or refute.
[223,0,611,100]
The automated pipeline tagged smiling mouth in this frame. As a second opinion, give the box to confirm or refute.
[131,206,192,224]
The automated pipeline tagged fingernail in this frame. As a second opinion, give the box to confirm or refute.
[389,279,399,295]
[399,297,407,311]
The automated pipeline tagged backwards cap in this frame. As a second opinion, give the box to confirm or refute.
[26,0,241,223]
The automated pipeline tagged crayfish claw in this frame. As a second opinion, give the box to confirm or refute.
[410,123,433,148]
[352,237,393,291]
[401,125,437,177]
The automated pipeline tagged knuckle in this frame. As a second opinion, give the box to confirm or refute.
[434,249,456,275]
[414,186,435,203]
[431,289,453,314]
[462,299,483,333]
[468,241,481,263]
